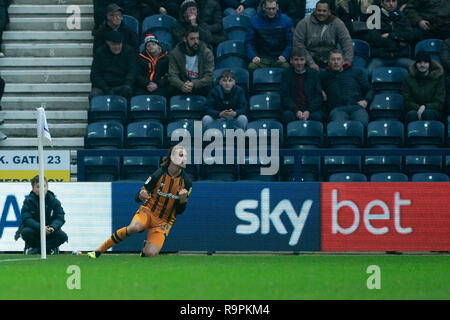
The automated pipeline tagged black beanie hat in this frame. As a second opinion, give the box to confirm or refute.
[415,51,431,64]
[180,0,198,15]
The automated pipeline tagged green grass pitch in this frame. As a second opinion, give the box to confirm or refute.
[0,253,448,300]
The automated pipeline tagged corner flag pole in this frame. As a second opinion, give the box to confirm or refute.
[37,107,52,259]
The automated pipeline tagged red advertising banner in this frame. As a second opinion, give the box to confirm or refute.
[321,183,450,251]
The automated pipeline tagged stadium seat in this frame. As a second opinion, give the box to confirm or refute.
[142,14,176,35]
[367,120,404,146]
[239,154,279,181]
[364,154,402,175]
[129,95,167,123]
[122,15,139,37]
[323,155,362,177]
[371,67,408,92]
[215,40,247,70]
[89,95,127,124]
[352,39,371,68]
[246,119,284,146]
[251,68,283,94]
[281,145,321,182]
[166,119,197,147]
[445,156,450,175]
[411,172,449,182]
[248,92,282,120]
[222,14,250,41]
[214,67,250,95]
[169,95,206,120]
[121,156,160,181]
[286,120,324,147]
[369,92,404,120]
[326,121,365,147]
[329,172,367,182]
[404,155,442,175]
[414,39,442,63]
[85,120,124,149]
[406,121,445,147]
[200,155,238,182]
[370,172,409,182]
[84,156,120,182]
[126,120,164,149]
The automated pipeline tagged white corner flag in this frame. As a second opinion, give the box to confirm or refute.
[36,107,52,259]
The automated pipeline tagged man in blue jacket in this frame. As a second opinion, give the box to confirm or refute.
[245,0,293,71]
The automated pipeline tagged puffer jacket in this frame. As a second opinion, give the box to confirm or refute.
[404,0,450,32]
[197,0,227,45]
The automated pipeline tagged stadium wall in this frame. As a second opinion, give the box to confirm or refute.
[0,182,448,252]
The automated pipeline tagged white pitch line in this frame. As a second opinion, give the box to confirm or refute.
[0,257,42,263]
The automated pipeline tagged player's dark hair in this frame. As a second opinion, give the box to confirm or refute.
[31,175,47,187]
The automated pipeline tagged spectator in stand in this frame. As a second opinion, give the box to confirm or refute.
[330,0,373,37]
[285,0,309,27]
[140,0,182,19]
[197,0,227,48]
[135,33,170,97]
[281,47,325,124]
[90,31,138,100]
[168,26,214,97]
[223,0,258,18]
[321,49,373,126]
[0,0,9,57]
[402,51,446,123]
[171,0,213,46]
[293,0,354,71]
[93,3,139,53]
[0,75,5,140]
[245,0,293,71]
[364,0,415,76]
[404,0,450,40]
[203,70,248,128]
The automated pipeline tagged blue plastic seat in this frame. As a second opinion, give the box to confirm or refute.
[407,120,445,147]
[142,14,176,35]
[411,172,449,182]
[122,15,139,37]
[89,95,127,123]
[85,120,124,149]
[286,120,324,147]
[327,120,365,147]
[239,155,279,181]
[370,172,409,182]
[414,39,442,63]
[83,156,120,182]
[166,119,197,146]
[214,67,249,95]
[281,145,321,182]
[216,40,247,69]
[367,120,404,146]
[200,155,239,182]
[369,93,404,120]
[371,67,408,92]
[121,156,160,181]
[126,120,164,148]
[329,172,367,182]
[129,95,167,122]
[404,155,442,174]
[353,39,371,62]
[323,155,362,177]
[223,14,250,41]
[252,68,283,94]
[169,95,206,120]
[247,119,284,145]
[248,92,282,120]
[364,155,402,175]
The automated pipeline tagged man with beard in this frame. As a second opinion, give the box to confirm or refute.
[168,26,214,97]
[293,0,353,71]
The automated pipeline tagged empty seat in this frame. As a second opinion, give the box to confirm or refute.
[142,14,176,34]
[126,120,164,148]
[239,154,279,181]
[166,119,197,147]
[411,172,449,182]
[369,92,404,120]
[216,40,246,69]
[248,92,282,120]
[370,172,409,182]
[246,119,284,146]
[364,155,402,175]
[214,67,249,95]
[371,67,408,92]
[89,95,127,123]
[169,95,206,120]
[367,120,404,146]
[352,39,371,68]
[84,156,120,182]
[281,145,321,181]
[200,155,238,182]
[329,172,367,182]
[407,120,444,147]
[286,120,324,147]
[414,39,442,63]
[223,14,250,41]
[404,155,442,174]
[85,120,124,149]
[121,156,160,181]
[251,68,283,93]
[326,120,365,147]
[129,95,167,122]
[122,15,139,37]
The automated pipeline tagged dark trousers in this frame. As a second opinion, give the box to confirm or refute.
[282,110,325,125]
[405,109,443,123]
[134,86,168,99]
[90,86,133,100]
[21,227,68,250]
[167,85,211,98]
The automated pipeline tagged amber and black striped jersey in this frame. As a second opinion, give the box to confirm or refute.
[135,167,192,224]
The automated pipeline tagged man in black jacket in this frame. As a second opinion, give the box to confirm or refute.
[16,176,68,255]
[281,47,324,125]
[321,49,373,127]
[90,31,138,100]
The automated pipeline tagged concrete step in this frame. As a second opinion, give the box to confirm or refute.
[0,123,87,137]
[0,69,91,83]
[2,31,93,42]
[1,95,89,110]
[13,0,93,4]
[0,137,85,149]
[1,43,93,57]
[0,110,87,121]
[0,57,93,67]
[8,17,94,31]
[4,83,91,93]
[8,4,93,15]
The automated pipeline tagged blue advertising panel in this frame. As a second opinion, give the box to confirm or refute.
[111,182,321,252]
